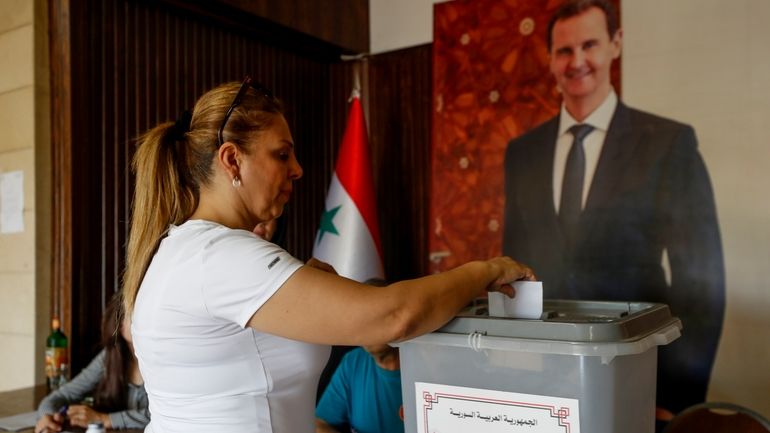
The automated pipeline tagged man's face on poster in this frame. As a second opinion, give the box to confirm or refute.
[549,6,622,107]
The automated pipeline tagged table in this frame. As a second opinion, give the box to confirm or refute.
[0,385,142,432]
[0,385,48,417]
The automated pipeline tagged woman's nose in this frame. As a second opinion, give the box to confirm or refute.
[290,156,303,180]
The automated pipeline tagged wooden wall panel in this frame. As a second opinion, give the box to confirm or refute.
[367,45,433,281]
[214,0,369,54]
[51,0,432,373]
[50,0,353,371]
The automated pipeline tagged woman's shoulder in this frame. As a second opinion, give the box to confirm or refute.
[169,220,269,252]
[178,220,302,284]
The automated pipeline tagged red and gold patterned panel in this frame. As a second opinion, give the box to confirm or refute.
[429,0,621,272]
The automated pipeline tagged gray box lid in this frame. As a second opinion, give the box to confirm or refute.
[439,299,681,343]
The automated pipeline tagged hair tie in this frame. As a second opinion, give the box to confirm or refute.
[171,110,193,141]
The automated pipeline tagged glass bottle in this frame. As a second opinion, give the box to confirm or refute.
[45,318,68,391]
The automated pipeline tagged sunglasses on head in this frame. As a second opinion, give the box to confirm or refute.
[217,76,274,147]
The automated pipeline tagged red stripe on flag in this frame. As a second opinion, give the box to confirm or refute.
[335,96,383,260]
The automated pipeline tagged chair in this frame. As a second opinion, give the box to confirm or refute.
[663,402,770,433]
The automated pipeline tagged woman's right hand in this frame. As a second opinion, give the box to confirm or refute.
[485,257,536,296]
[34,413,63,433]
[66,404,110,429]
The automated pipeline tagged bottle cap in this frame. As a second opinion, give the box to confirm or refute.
[85,421,106,433]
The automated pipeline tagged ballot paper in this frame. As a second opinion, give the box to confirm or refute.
[0,410,37,432]
[488,281,543,319]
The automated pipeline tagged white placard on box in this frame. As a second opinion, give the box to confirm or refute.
[415,382,580,433]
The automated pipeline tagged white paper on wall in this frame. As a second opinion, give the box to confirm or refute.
[415,382,580,433]
[0,170,24,234]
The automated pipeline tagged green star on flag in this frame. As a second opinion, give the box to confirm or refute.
[316,205,342,245]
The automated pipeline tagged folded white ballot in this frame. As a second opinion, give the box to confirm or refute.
[488,281,543,319]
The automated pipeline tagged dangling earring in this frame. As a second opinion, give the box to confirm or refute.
[232,176,242,188]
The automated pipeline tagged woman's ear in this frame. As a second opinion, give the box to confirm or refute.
[217,141,241,180]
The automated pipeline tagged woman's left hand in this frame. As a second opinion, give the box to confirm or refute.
[66,405,111,429]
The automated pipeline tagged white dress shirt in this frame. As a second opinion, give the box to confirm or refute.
[553,90,618,213]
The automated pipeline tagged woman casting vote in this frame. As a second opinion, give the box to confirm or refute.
[123,77,534,433]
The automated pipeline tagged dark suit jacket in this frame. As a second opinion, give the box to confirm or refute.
[503,102,725,413]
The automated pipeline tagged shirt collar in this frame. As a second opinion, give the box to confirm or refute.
[558,89,618,136]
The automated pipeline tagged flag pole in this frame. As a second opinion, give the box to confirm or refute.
[350,59,363,101]
[351,62,361,101]
[340,53,369,122]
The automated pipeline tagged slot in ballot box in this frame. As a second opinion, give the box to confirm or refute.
[399,300,681,433]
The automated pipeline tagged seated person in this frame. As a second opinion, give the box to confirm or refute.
[35,294,148,432]
[315,344,403,433]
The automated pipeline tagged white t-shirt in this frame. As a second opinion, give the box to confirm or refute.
[132,220,330,433]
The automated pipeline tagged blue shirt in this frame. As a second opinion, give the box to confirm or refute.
[316,348,404,433]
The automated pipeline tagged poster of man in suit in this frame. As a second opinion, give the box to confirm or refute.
[429,0,725,419]
[502,0,724,416]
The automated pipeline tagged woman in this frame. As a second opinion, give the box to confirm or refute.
[123,77,534,433]
[35,295,148,432]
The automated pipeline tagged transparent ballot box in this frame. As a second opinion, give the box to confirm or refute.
[399,300,681,433]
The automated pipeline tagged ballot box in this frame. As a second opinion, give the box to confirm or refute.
[399,300,681,433]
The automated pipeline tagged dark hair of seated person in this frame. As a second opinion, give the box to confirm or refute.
[93,294,132,412]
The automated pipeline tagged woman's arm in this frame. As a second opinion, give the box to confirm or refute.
[249,257,533,346]
[108,408,151,429]
[37,350,106,417]
[107,384,150,429]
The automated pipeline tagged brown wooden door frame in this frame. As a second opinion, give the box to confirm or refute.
[49,0,74,346]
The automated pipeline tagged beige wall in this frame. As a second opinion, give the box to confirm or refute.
[369,0,444,54]
[371,0,770,418]
[0,0,50,392]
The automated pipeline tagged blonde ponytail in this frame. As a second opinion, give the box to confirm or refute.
[122,123,197,314]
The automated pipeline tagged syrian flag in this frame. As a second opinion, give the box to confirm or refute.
[312,92,384,283]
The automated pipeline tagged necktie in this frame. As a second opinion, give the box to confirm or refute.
[559,124,594,249]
